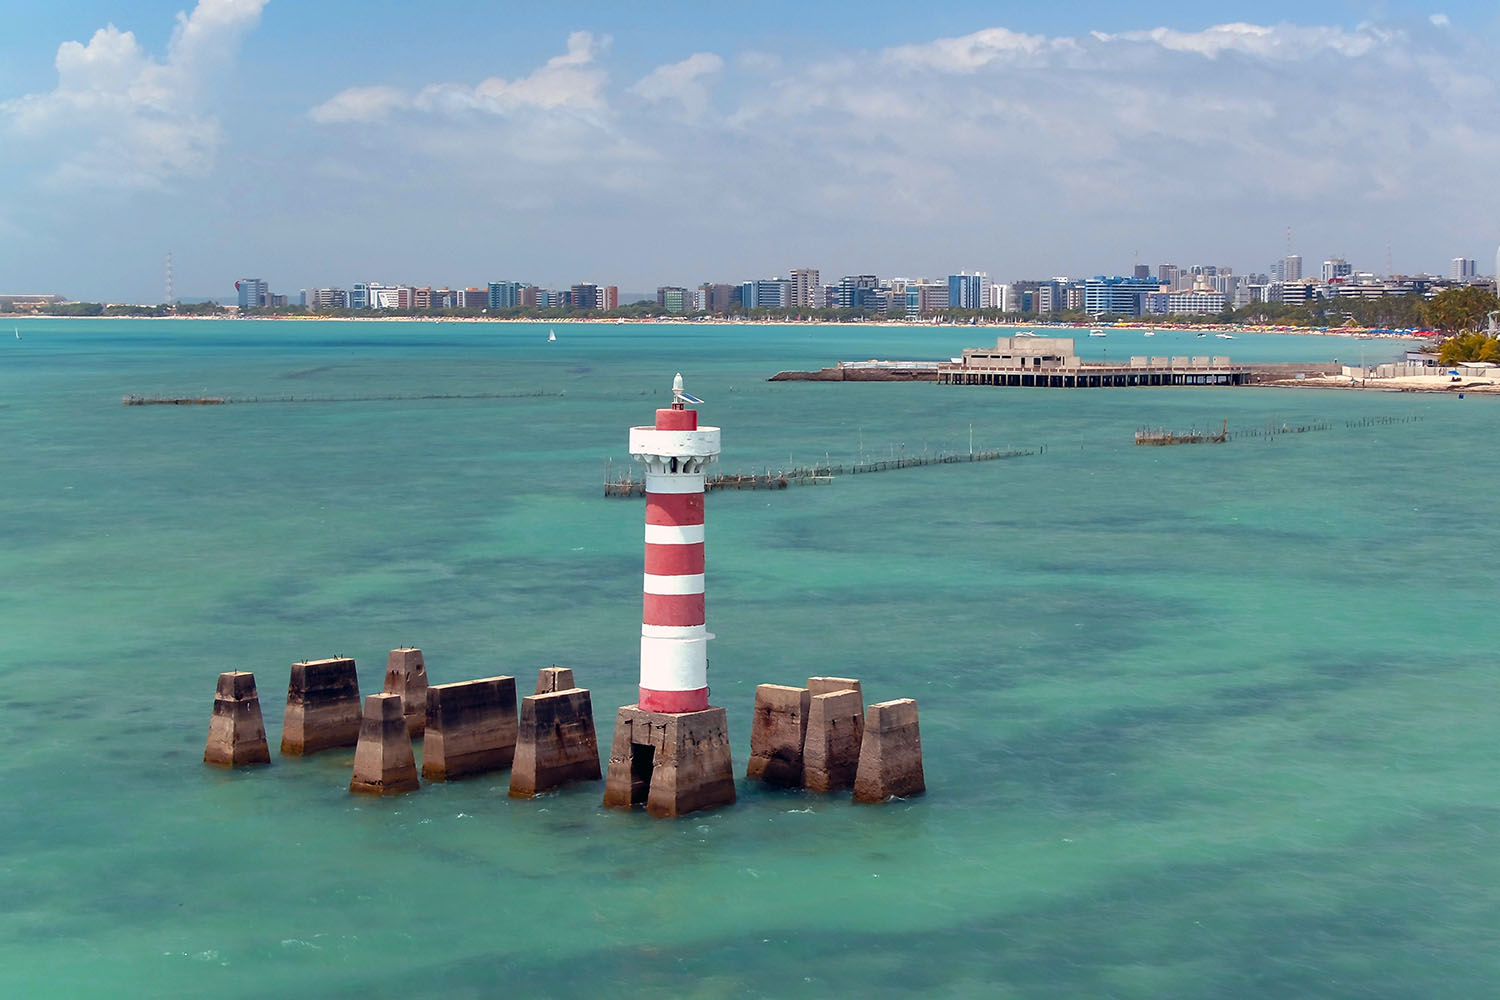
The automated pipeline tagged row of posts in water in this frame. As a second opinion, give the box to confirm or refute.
[603,448,1037,496]
[1135,413,1423,446]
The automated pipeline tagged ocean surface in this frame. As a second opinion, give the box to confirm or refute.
[2,319,1496,998]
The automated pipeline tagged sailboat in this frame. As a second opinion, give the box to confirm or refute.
[548,328,557,342]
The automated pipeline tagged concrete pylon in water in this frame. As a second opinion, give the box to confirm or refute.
[509,687,601,797]
[746,684,811,787]
[852,699,925,803]
[203,671,271,768]
[802,689,864,792]
[382,648,429,738]
[349,693,420,795]
[535,666,575,694]
[281,657,361,755]
[423,676,518,781]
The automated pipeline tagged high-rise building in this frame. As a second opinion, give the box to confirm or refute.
[350,282,370,309]
[789,268,820,308]
[1322,258,1352,283]
[903,282,948,315]
[740,279,790,310]
[836,275,879,310]
[1283,255,1303,281]
[487,281,524,310]
[310,287,348,310]
[947,273,985,310]
[1082,276,1157,317]
[1158,264,1179,288]
[657,286,689,313]
[570,283,599,310]
[1133,264,1150,279]
[1451,257,1477,279]
[700,284,733,313]
[602,285,619,310]
[236,278,268,309]
[460,287,488,309]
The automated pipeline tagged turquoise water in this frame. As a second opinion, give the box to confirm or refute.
[3,319,1496,998]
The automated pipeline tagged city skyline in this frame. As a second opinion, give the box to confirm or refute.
[2,1,1499,301]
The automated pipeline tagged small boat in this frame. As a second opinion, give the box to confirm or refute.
[13,325,19,340]
[1143,331,1155,337]
[1015,330,1037,337]
[548,329,557,342]
[1216,333,1234,339]
[1089,329,1107,338]
[1196,332,1206,338]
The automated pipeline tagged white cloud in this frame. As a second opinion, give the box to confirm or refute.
[0,0,266,187]
[1429,13,1451,28]
[885,27,1072,73]
[630,52,724,118]
[1094,22,1394,59]
[309,32,611,123]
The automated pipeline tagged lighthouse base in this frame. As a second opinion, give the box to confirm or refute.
[603,705,736,818]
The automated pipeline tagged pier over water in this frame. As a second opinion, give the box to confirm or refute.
[936,336,1251,387]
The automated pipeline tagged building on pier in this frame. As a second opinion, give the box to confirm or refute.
[936,337,1251,387]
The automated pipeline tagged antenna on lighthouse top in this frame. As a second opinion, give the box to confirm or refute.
[672,372,703,408]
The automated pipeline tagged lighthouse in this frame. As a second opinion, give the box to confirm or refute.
[603,373,737,816]
[633,373,716,712]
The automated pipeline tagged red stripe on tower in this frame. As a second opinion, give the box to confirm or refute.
[646,492,704,525]
[638,688,706,713]
[644,542,705,576]
[642,593,705,627]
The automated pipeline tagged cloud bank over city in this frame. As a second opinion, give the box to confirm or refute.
[1,1,1497,300]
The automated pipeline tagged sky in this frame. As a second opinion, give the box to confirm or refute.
[1,1,1498,302]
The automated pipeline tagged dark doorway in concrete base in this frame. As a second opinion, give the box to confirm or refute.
[629,743,655,805]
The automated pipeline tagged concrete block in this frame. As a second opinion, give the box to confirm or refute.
[423,676,517,781]
[203,671,271,768]
[604,705,736,817]
[281,657,361,756]
[382,648,429,738]
[807,676,863,714]
[349,692,420,795]
[535,666,576,694]
[746,684,811,787]
[852,699,925,803]
[509,688,601,797]
[802,689,864,792]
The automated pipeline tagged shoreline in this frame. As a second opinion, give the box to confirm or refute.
[1,313,1431,340]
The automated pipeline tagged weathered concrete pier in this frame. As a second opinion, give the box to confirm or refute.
[349,692,420,795]
[422,676,518,781]
[741,677,921,801]
[509,681,602,797]
[602,374,738,818]
[852,699,926,803]
[746,684,812,787]
[382,648,429,738]
[603,706,736,816]
[803,683,864,792]
[281,657,362,755]
[203,671,271,768]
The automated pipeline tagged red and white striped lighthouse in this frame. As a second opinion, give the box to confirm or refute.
[629,373,719,714]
